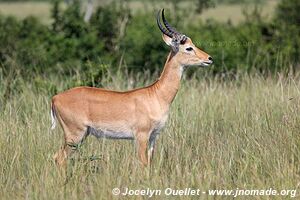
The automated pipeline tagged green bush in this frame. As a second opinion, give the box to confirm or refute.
[121,12,167,73]
[274,0,300,65]
[0,0,299,83]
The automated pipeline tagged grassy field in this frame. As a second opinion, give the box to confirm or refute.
[0,2,52,24]
[0,0,278,25]
[0,73,300,199]
[200,0,278,24]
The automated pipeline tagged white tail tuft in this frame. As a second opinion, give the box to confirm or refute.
[50,103,56,130]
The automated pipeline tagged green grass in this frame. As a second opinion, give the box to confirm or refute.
[0,0,278,25]
[0,73,300,199]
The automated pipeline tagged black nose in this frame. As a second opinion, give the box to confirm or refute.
[208,56,213,61]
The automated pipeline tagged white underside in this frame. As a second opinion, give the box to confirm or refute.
[88,127,134,140]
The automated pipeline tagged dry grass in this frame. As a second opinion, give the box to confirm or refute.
[0,0,278,25]
[0,73,299,199]
[0,2,52,24]
[200,0,278,24]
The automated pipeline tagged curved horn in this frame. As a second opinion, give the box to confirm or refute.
[161,9,178,35]
[157,9,173,38]
[161,9,187,44]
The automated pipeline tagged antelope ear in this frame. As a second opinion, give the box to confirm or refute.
[162,34,173,46]
[162,34,179,52]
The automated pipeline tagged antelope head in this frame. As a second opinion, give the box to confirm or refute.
[157,9,213,67]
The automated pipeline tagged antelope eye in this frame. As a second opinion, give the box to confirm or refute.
[186,47,193,51]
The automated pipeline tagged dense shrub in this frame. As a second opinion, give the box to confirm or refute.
[121,12,167,73]
[274,0,300,66]
[0,0,299,82]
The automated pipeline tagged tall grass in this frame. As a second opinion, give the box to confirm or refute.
[0,73,300,199]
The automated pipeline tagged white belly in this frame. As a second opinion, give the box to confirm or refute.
[87,126,134,140]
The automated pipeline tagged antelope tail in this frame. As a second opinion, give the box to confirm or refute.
[50,102,57,130]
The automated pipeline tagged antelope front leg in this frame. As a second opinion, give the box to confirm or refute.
[54,127,87,170]
[53,143,75,169]
[136,133,149,166]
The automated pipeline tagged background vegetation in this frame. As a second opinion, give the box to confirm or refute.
[0,1,299,93]
[1,0,300,199]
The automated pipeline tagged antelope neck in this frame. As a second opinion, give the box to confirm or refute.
[152,51,183,105]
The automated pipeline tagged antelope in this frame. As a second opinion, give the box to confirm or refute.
[50,9,213,168]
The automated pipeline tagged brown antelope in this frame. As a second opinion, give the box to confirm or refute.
[50,9,213,168]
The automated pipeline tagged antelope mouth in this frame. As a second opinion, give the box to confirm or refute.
[201,60,213,67]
